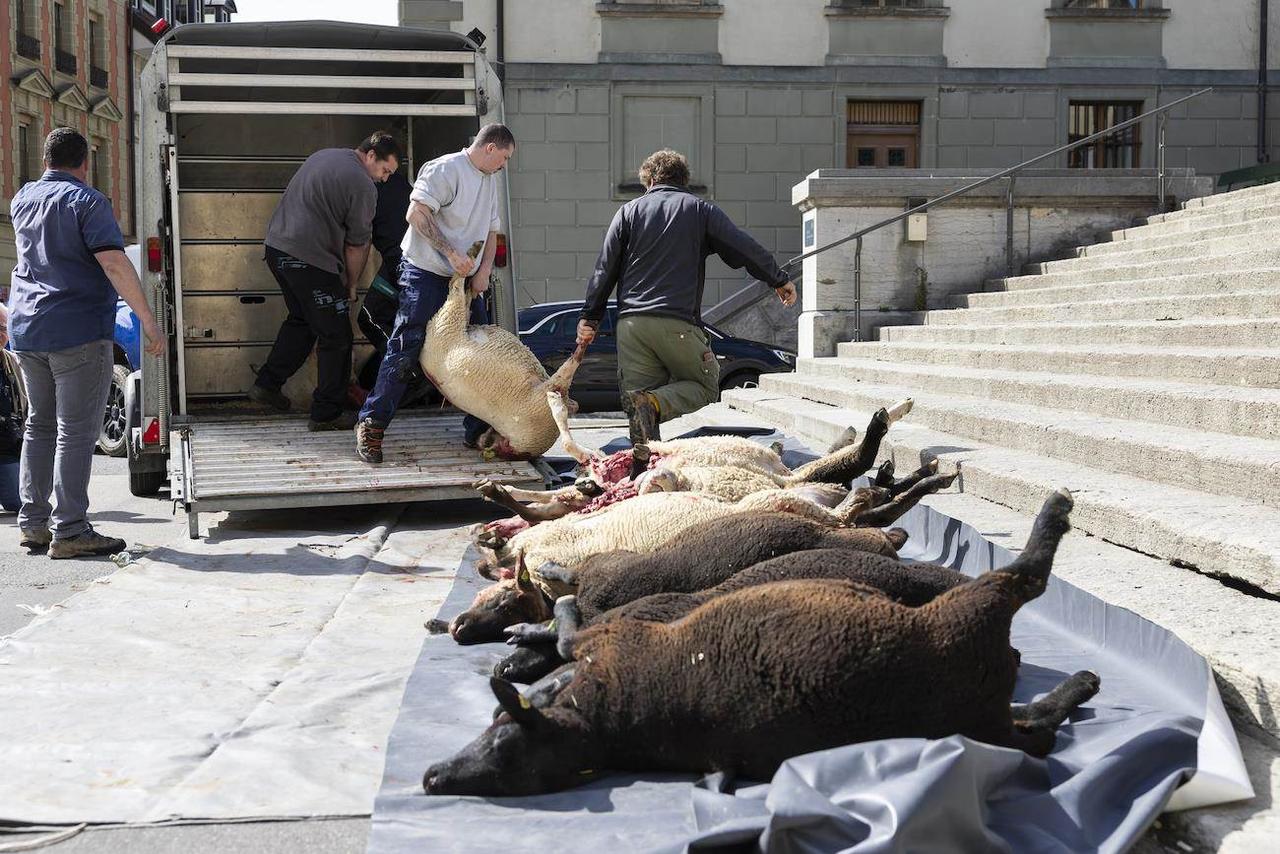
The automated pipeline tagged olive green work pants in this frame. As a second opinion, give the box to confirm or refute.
[615,314,720,423]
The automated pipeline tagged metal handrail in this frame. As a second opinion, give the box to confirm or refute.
[783,86,1212,341]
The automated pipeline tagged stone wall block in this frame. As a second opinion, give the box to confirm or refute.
[518,86,578,114]
[545,171,612,200]
[576,142,610,172]
[508,170,547,199]
[969,91,1023,119]
[747,145,805,173]
[748,89,803,117]
[938,118,995,146]
[576,87,610,115]
[778,116,835,145]
[802,89,834,117]
[939,91,968,119]
[717,88,747,116]
[546,114,610,143]
[716,116,777,144]
[717,172,779,201]
[516,142,576,171]
[519,200,577,226]
[716,144,747,172]
[507,114,546,143]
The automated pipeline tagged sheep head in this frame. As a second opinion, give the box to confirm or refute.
[423,677,599,796]
[450,568,553,645]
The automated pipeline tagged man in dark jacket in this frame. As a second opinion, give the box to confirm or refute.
[577,149,797,445]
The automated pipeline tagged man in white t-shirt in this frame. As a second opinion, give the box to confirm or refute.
[355,124,515,464]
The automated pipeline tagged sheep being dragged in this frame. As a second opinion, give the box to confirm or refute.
[447,509,911,646]
[418,242,588,460]
[424,489,1099,797]
[472,399,915,547]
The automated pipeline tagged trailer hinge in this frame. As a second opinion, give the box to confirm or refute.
[476,87,489,115]
[157,85,169,112]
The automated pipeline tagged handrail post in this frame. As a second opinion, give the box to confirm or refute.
[1005,176,1016,277]
[854,236,863,343]
[1158,111,1168,212]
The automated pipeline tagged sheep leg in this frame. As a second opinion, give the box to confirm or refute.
[553,595,583,660]
[851,471,959,528]
[573,476,604,498]
[788,407,890,485]
[536,561,579,589]
[872,458,896,489]
[493,643,566,685]
[1000,488,1074,604]
[542,340,590,393]
[888,458,940,497]
[1012,670,1101,731]
[504,621,559,645]
[546,386,600,465]
[832,485,892,526]
[474,478,573,522]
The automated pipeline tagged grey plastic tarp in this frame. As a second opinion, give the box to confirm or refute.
[367,429,1252,853]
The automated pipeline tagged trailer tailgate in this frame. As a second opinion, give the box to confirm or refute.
[170,411,545,533]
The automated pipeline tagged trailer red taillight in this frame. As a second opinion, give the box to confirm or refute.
[142,418,161,445]
[146,237,163,273]
[151,18,169,35]
[494,233,508,268]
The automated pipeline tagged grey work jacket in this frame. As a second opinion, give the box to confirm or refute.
[581,185,790,327]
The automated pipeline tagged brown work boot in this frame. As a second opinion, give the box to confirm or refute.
[308,411,358,432]
[20,527,52,550]
[623,390,661,446]
[248,383,291,412]
[48,525,127,560]
[355,417,386,464]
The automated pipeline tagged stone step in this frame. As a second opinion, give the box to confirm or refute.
[1151,182,1280,223]
[800,356,1280,441]
[988,247,1280,292]
[721,384,1280,594]
[878,316,1280,349]
[835,341,1280,390]
[1086,212,1280,259]
[951,269,1280,310]
[1031,228,1280,275]
[755,371,1280,511]
[927,289,1280,327]
[1113,197,1280,242]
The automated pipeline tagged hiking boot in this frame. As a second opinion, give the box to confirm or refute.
[355,417,387,464]
[623,390,661,445]
[19,527,52,550]
[248,383,291,412]
[308,411,358,432]
[48,526,126,560]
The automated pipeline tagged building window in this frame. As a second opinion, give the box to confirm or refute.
[16,0,42,59]
[91,140,109,195]
[89,15,109,88]
[611,89,714,197]
[834,0,947,8]
[1068,101,1142,168]
[54,2,78,75]
[18,119,37,186]
[1063,1,1144,8]
[847,101,921,168]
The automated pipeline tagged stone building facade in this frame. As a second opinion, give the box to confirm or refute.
[2,0,131,288]
[412,3,1280,343]
[1,1,234,293]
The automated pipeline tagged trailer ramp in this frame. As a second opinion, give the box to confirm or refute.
[170,411,547,538]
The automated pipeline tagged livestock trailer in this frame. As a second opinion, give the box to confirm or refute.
[130,21,546,537]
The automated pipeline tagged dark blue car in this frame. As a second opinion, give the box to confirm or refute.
[519,301,796,412]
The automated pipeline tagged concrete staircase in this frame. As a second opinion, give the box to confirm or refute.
[721,180,1280,849]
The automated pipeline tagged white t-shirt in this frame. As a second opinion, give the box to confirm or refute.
[401,149,502,277]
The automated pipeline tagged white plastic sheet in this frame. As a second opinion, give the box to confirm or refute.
[0,503,475,824]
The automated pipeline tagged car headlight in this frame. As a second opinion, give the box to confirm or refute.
[771,349,796,365]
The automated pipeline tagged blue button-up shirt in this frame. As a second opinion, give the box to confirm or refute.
[7,170,124,352]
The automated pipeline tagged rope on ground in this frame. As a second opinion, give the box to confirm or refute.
[0,824,87,852]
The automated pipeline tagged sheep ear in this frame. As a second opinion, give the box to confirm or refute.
[489,677,545,727]
[516,561,536,593]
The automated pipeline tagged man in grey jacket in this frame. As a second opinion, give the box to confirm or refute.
[577,149,797,446]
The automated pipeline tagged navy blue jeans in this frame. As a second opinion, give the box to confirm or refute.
[358,262,490,441]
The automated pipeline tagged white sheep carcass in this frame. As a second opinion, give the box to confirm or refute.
[420,248,585,460]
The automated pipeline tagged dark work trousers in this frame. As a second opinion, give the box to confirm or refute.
[356,274,490,388]
[256,246,354,422]
[357,262,491,443]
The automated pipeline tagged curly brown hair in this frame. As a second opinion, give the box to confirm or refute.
[638,149,690,188]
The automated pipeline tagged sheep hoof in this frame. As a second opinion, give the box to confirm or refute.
[474,479,504,502]
[886,398,914,423]
[574,476,604,498]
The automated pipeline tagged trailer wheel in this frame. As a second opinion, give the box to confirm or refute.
[97,364,132,457]
[129,467,166,497]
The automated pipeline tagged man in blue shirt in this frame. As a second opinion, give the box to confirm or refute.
[2,128,164,558]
